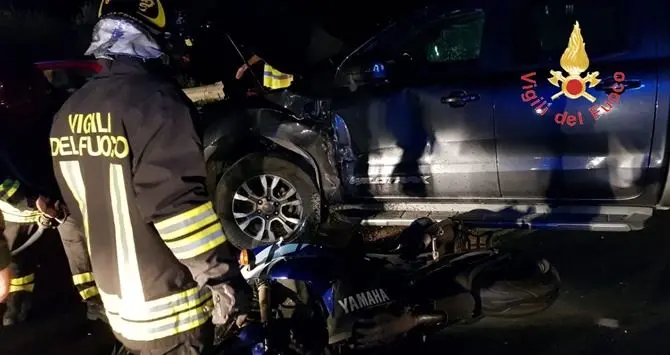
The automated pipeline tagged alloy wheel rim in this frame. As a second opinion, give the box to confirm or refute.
[232,174,303,242]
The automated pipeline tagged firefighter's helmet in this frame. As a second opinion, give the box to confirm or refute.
[97,0,168,35]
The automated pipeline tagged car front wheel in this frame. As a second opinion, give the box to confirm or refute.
[215,153,320,250]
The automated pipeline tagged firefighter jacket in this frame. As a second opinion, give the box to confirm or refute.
[50,56,242,342]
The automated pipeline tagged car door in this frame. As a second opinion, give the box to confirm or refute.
[493,0,659,201]
[333,3,500,200]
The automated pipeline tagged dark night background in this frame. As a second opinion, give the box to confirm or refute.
[0,0,431,60]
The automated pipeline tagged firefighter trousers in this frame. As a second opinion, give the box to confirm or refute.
[114,322,215,355]
[0,221,38,325]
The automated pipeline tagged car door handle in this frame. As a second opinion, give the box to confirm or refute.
[440,91,480,107]
[594,78,641,92]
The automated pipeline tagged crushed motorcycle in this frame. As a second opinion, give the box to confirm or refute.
[221,217,561,354]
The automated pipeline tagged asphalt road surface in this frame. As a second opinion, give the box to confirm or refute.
[4,212,670,355]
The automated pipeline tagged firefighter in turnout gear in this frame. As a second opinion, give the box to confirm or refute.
[0,54,103,325]
[50,1,250,353]
[0,174,57,325]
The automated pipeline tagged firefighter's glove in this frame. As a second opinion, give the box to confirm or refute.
[36,196,67,224]
[208,277,252,326]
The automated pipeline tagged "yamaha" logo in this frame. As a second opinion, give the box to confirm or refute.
[337,288,391,314]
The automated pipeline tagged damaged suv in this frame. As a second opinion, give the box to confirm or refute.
[201,0,670,249]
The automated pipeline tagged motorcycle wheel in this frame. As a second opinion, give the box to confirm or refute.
[476,254,561,318]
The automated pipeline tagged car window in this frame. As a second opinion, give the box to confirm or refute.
[417,10,486,63]
[356,8,486,64]
[43,67,97,93]
[49,69,72,91]
[513,0,626,64]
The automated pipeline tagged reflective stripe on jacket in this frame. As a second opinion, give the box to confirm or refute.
[0,200,41,224]
[0,178,20,202]
[100,286,213,341]
[50,57,241,342]
[263,64,293,90]
[0,177,40,224]
[0,177,32,213]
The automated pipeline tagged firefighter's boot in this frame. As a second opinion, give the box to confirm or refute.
[86,296,108,323]
[2,291,33,325]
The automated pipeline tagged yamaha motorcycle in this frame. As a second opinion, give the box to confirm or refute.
[226,218,560,354]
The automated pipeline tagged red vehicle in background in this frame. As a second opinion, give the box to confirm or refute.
[0,58,101,138]
[34,60,101,94]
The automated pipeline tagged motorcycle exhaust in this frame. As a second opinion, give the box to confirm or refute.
[352,292,477,347]
[353,311,447,346]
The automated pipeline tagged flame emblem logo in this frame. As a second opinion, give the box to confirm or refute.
[547,21,601,102]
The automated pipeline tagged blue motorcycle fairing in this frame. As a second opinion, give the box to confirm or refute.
[251,242,336,265]
[247,243,343,315]
[322,287,335,315]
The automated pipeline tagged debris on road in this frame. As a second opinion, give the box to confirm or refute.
[596,318,620,329]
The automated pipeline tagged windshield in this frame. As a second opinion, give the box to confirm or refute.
[337,4,441,70]
[362,7,484,59]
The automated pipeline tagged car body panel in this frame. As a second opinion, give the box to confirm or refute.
[494,60,659,201]
[652,40,670,208]
[333,80,499,200]
[491,0,660,202]
[332,3,500,201]
[327,0,665,205]
[201,98,341,201]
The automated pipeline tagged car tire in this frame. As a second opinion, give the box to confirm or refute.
[215,153,320,250]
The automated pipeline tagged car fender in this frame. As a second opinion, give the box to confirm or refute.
[260,117,342,202]
[203,107,341,202]
[265,135,320,184]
